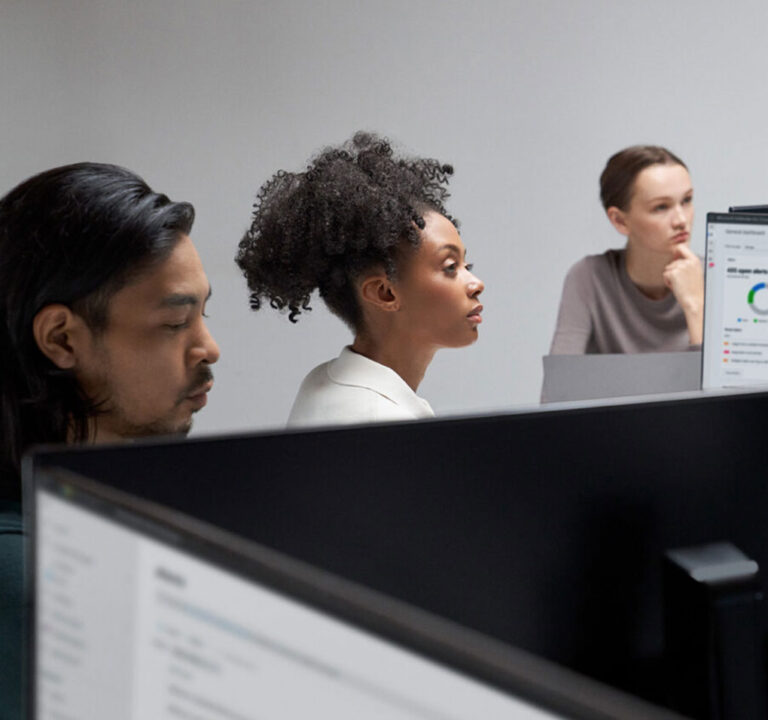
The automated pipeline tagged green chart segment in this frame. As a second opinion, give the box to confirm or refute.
[748,282,768,316]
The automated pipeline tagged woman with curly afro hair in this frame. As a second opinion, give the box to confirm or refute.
[236,132,485,427]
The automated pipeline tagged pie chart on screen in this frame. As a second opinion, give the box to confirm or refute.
[748,282,768,316]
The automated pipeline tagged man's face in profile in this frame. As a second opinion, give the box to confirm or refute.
[75,234,220,440]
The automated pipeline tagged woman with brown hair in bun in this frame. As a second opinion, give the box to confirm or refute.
[236,132,485,427]
[550,145,702,354]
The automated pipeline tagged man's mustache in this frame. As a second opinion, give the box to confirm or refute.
[178,365,214,401]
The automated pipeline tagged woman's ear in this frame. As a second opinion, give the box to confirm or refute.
[32,304,88,369]
[606,206,630,236]
[358,272,400,313]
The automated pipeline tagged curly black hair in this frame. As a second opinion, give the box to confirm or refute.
[235,131,456,329]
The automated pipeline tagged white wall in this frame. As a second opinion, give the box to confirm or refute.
[3,0,768,435]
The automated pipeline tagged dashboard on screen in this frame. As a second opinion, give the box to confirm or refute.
[33,475,560,720]
[703,212,768,389]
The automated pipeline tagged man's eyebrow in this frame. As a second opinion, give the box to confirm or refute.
[159,286,212,308]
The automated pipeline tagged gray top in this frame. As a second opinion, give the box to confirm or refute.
[549,248,697,355]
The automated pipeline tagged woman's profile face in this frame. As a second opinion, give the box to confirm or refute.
[393,211,484,349]
[612,162,694,256]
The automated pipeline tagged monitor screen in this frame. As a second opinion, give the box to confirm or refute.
[32,469,596,720]
[30,391,768,715]
[703,212,768,389]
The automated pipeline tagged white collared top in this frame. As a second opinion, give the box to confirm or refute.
[287,346,435,428]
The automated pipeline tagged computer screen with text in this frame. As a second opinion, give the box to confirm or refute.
[703,212,768,389]
[32,470,562,720]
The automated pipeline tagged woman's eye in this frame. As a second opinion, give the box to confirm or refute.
[683,196,693,205]
[443,262,458,275]
[654,204,668,212]
[466,263,474,272]
[165,321,189,331]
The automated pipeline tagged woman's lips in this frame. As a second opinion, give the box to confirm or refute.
[467,305,483,324]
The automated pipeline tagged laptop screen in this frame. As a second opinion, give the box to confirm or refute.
[31,469,569,720]
[703,212,768,389]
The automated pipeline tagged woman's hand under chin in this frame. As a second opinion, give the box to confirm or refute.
[663,244,704,345]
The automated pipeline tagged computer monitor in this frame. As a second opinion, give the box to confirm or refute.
[26,388,768,713]
[28,468,681,720]
[540,352,701,403]
[729,204,768,214]
[702,212,768,389]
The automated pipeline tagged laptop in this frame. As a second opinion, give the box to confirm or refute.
[541,352,701,403]
[27,467,684,720]
[702,212,768,390]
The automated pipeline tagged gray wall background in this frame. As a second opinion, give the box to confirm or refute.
[3,0,767,435]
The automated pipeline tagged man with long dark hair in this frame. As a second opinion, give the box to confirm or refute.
[0,162,220,717]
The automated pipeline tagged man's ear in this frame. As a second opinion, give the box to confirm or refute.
[32,304,90,370]
[358,273,400,313]
[606,206,630,236]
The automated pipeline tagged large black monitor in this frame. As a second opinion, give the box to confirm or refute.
[25,388,768,710]
[27,467,681,719]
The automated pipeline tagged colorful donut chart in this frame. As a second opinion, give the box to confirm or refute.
[748,282,768,316]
